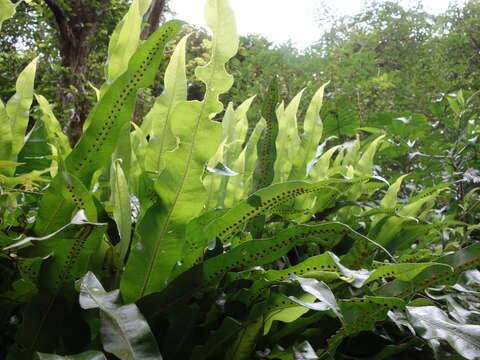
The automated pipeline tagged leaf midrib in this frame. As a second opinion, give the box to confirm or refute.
[140,21,222,298]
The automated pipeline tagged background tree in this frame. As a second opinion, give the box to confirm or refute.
[0,0,170,145]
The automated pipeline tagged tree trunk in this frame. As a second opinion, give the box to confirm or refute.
[141,0,167,40]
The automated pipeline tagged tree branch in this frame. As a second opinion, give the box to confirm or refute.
[42,0,67,32]
[141,0,166,40]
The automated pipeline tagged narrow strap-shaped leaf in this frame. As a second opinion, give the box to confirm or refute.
[380,174,408,208]
[199,224,372,283]
[180,180,359,270]
[0,99,13,176]
[203,139,229,210]
[262,253,340,281]
[6,57,38,166]
[225,302,265,360]
[226,317,263,360]
[110,159,132,264]
[269,312,325,345]
[79,272,162,360]
[289,82,328,180]
[222,102,239,146]
[34,20,181,236]
[326,297,405,355]
[408,182,451,203]
[177,207,230,273]
[122,0,239,301]
[228,95,256,159]
[308,145,341,180]
[58,171,98,222]
[274,88,304,183]
[142,35,188,174]
[250,77,279,192]
[35,94,71,157]
[104,0,152,86]
[8,217,105,359]
[206,97,254,209]
[376,243,480,299]
[67,20,181,185]
[138,222,365,318]
[374,192,444,248]
[223,118,266,206]
[355,135,385,176]
[365,262,449,284]
[247,77,279,237]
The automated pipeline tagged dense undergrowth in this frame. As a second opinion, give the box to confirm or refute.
[1,0,480,359]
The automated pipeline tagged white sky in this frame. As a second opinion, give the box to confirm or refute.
[169,0,464,49]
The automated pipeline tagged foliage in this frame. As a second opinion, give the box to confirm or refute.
[0,0,479,360]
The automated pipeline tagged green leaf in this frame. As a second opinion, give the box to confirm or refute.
[366,262,450,284]
[274,89,303,183]
[250,77,279,192]
[290,83,328,180]
[191,317,242,360]
[247,77,279,237]
[178,207,229,270]
[6,57,38,163]
[408,182,451,203]
[356,135,385,176]
[380,174,408,209]
[224,118,266,207]
[407,306,480,360]
[391,113,429,140]
[263,292,315,335]
[138,222,365,319]
[206,96,255,209]
[142,35,188,174]
[68,20,181,186]
[225,95,255,160]
[16,119,51,173]
[327,297,406,355]
[367,112,429,140]
[34,20,181,236]
[262,253,340,281]
[308,144,341,180]
[369,339,420,360]
[105,0,152,85]
[36,351,106,360]
[79,272,162,360]
[0,99,13,175]
[0,0,16,30]
[195,0,239,114]
[376,243,480,299]
[374,185,449,249]
[322,96,359,138]
[7,215,105,359]
[110,159,132,264]
[225,304,263,360]
[269,312,325,346]
[290,276,342,321]
[35,94,71,157]
[122,0,239,301]
[179,180,361,270]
